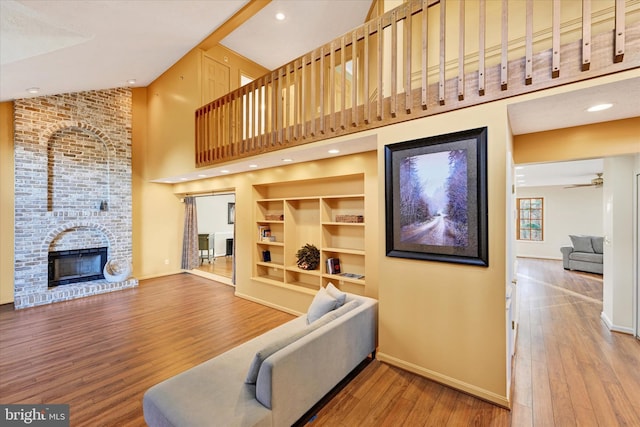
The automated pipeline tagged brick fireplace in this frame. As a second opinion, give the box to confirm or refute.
[13,88,138,309]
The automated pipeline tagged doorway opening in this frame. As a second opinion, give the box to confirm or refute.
[192,192,235,284]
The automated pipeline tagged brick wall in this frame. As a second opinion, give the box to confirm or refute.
[13,88,138,309]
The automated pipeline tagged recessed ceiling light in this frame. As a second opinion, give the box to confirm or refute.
[180,177,188,181]
[220,169,230,174]
[275,12,285,21]
[197,174,208,178]
[328,149,340,154]
[248,164,258,168]
[282,158,293,162]
[587,103,612,112]
[26,87,39,94]
[127,79,136,85]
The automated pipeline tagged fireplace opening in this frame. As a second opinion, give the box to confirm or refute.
[48,247,108,287]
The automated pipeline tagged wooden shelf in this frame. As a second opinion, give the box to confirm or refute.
[285,265,321,276]
[322,247,365,256]
[254,182,366,296]
[256,261,284,268]
[256,241,284,246]
[323,273,365,285]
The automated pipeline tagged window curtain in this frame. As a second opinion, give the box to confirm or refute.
[181,196,199,270]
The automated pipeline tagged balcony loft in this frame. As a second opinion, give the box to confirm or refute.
[195,0,640,168]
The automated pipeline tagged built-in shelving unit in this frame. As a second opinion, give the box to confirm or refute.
[253,176,366,296]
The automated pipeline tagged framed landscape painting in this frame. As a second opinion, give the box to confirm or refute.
[384,127,488,266]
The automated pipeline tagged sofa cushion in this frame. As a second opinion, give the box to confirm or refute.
[246,299,360,386]
[569,252,603,263]
[591,236,604,254]
[245,327,311,384]
[570,235,594,253]
[307,286,337,324]
[325,282,347,307]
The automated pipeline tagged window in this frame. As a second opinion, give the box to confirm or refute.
[517,197,543,241]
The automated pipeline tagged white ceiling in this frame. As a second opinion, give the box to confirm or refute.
[515,158,604,188]
[507,78,640,135]
[1,0,637,186]
[0,0,371,101]
[220,0,371,71]
[0,0,250,101]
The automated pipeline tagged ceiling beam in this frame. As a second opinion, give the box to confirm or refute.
[198,0,272,51]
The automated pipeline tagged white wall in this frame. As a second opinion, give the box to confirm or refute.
[602,155,635,334]
[196,194,235,235]
[515,185,603,259]
[635,154,640,338]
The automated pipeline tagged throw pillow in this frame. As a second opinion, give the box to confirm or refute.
[325,282,347,307]
[312,300,360,327]
[245,329,308,384]
[570,235,594,253]
[306,286,337,324]
[591,236,604,254]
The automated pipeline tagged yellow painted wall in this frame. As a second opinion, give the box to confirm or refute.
[513,117,640,164]
[203,44,270,87]
[375,104,511,406]
[172,148,379,314]
[132,85,186,279]
[136,44,270,278]
[146,45,269,182]
[0,102,14,304]
[146,49,202,181]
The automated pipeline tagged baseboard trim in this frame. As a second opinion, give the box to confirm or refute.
[516,255,562,261]
[234,291,304,316]
[600,311,635,335]
[376,352,510,409]
[136,270,184,281]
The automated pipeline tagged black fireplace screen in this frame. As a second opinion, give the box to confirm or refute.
[48,247,108,287]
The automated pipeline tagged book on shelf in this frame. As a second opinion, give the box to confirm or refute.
[339,272,364,279]
[258,225,271,241]
[326,257,341,275]
[262,250,271,262]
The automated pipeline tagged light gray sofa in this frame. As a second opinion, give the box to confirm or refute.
[143,291,377,427]
[560,235,604,275]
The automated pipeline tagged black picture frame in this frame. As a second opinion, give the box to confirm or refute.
[228,202,235,224]
[384,127,488,267]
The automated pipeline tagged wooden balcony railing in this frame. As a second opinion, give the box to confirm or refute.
[195,0,639,167]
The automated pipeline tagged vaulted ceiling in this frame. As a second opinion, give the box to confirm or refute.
[1,0,637,186]
[0,0,372,101]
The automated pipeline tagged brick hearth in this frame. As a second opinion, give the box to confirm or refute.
[13,88,137,309]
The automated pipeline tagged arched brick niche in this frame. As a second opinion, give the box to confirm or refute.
[47,126,112,212]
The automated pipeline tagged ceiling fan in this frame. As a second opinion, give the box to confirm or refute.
[565,173,604,189]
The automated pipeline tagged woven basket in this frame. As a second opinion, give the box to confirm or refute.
[335,215,364,223]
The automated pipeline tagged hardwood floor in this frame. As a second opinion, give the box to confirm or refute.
[511,258,640,427]
[0,274,294,426]
[1,259,638,426]
[196,255,234,278]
